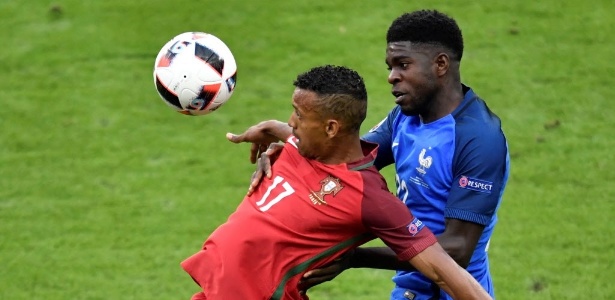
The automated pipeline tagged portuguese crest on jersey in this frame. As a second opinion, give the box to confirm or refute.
[309,176,343,205]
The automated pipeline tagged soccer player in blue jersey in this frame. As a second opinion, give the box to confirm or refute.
[227,9,508,300]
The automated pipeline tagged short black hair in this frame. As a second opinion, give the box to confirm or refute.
[386,10,464,61]
[293,65,367,132]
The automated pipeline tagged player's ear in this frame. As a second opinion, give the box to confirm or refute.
[325,119,339,138]
[434,52,449,76]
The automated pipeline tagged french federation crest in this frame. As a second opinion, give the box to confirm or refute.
[309,176,344,205]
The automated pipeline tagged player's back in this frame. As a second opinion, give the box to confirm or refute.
[181,139,378,299]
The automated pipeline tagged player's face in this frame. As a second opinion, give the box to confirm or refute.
[386,42,439,116]
[288,88,328,159]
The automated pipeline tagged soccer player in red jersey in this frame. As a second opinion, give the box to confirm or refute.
[181,65,491,300]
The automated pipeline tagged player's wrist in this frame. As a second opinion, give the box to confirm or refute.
[261,120,291,140]
[346,248,359,269]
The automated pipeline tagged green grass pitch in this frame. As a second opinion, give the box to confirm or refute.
[1,0,614,299]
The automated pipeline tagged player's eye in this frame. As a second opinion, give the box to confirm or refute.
[386,62,410,71]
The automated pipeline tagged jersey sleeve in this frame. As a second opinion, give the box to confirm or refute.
[360,170,437,261]
[361,106,400,170]
[446,124,509,226]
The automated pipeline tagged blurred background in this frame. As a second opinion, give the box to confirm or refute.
[1,0,613,299]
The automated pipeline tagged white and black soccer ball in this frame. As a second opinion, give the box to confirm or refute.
[153,32,237,115]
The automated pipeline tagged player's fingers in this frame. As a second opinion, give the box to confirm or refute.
[299,266,338,292]
[259,143,268,155]
[246,178,256,196]
[225,132,243,143]
[302,263,338,278]
[264,143,283,177]
[249,143,260,164]
[298,273,336,290]
[248,163,265,193]
[259,153,273,179]
[264,143,283,157]
[265,162,272,178]
[300,261,345,289]
[253,144,268,165]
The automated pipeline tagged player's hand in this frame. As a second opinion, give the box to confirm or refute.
[247,143,283,196]
[299,249,354,293]
[227,120,291,164]
[226,133,275,164]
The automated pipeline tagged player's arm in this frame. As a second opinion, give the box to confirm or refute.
[347,221,485,270]
[226,120,291,195]
[312,239,491,299]
[342,127,507,271]
[443,120,509,265]
[300,238,490,297]
[360,188,490,299]
[360,106,399,170]
[300,183,488,290]
[329,221,482,272]
[436,219,485,267]
[226,120,291,163]
[408,243,492,300]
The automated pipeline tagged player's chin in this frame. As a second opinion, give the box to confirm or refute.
[297,147,315,160]
[399,105,419,116]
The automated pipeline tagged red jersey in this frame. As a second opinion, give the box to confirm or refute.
[181,136,436,300]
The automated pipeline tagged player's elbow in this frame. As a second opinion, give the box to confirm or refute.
[441,240,473,268]
[451,252,472,269]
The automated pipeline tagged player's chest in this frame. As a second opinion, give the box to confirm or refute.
[391,120,455,191]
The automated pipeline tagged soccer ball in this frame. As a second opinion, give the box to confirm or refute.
[153,32,237,115]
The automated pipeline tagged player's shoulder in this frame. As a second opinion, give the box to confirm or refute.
[452,85,506,141]
[356,166,394,198]
[366,105,402,134]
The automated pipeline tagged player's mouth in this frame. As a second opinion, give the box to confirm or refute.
[392,91,406,104]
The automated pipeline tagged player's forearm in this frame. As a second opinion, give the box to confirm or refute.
[262,120,292,141]
[351,247,416,271]
[410,244,492,300]
[432,265,492,300]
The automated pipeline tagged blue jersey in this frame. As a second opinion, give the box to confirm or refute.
[363,85,509,300]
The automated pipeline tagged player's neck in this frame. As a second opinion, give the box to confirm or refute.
[317,136,363,165]
[420,81,464,124]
